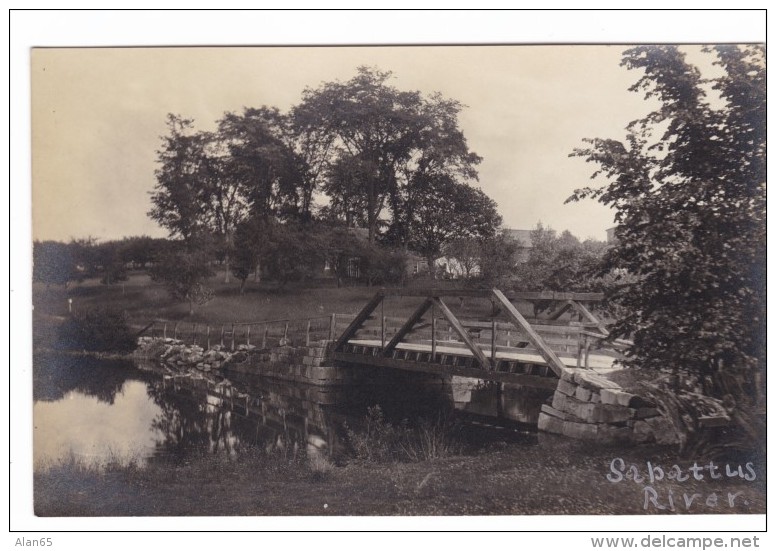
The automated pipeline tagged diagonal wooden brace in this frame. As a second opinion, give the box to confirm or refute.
[432,297,492,370]
[568,299,609,336]
[332,292,384,351]
[491,289,566,377]
[383,298,434,356]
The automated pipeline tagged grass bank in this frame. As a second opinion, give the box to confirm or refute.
[34,435,766,516]
[33,271,471,328]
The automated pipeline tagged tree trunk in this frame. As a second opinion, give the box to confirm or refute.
[254,260,261,282]
[223,250,231,284]
[427,256,436,280]
[239,278,246,294]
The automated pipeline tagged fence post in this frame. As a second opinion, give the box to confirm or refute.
[246,325,251,346]
[381,316,386,349]
[305,320,311,346]
[231,324,236,350]
[490,318,496,366]
[584,335,591,369]
[173,322,179,340]
[220,325,225,347]
[163,322,167,339]
[431,304,437,361]
[206,325,211,350]
[283,322,289,344]
[491,302,497,363]
[262,325,268,349]
[329,313,336,341]
[193,323,198,346]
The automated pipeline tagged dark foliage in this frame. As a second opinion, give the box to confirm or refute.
[568,46,765,451]
[56,309,137,353]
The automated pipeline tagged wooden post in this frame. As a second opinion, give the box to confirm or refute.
[231,323,236,351]
[329,313,337,341]
[246,325,251,346]
[305,320,311,346]
[431,304,437,361]
[206,325,211,349]
[220,325,225,347]
[380,300,385,349]
[491,301,497,363]
[262,325,268,349]
[576,332,582,369]
[173,322,179,340]
[283,322,289,344]
[163,322,167,339]
[584,335,591,369]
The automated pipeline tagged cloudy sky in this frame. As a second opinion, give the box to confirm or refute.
[32,43,667,243]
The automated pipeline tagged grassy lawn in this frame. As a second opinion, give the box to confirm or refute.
[35,271,392,325]
[33,271,513,330]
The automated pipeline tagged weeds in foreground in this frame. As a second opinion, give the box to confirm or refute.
[344,405,464,463]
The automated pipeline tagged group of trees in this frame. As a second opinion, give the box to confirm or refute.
[33,236,171,288]
[147,66,502,300]
[440,224,611,291]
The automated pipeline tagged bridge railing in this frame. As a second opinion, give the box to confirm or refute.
[330,288,628,376]
[333,312,623,368]
[142,315,336,350]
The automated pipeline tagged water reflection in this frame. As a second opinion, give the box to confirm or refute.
[33,353,552,471]
[34,380,162,470]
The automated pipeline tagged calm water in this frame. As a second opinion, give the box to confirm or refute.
[33,353,553,471]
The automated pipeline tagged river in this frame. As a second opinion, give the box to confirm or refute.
[33,352,553,471]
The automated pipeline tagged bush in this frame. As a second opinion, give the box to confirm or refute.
[56,309,137,353]
[344,405,463,463]
[358,245,407,286]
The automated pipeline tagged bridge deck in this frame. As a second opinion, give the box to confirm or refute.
[348,339,617,371]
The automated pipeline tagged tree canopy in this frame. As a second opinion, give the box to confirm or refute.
[568,46,765,401]
[148,66,502,290]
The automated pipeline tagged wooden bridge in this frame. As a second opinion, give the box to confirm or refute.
[329,288,629,390]
[142,288,629,390]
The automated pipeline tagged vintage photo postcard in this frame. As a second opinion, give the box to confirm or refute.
[21,16,765,533]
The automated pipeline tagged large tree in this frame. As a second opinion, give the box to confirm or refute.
[292,66,482,247]
[568,46,765,408]
[149,115,212,243]
[409,175,501,277]
[293,67,423,242]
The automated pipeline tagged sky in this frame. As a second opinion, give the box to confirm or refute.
[31,44,668,243]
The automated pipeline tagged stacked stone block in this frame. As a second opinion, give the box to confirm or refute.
[538,368,678,445]
[136,336,358,386]
[224,340,365,386]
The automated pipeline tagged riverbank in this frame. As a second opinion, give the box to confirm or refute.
[35,434,766,516]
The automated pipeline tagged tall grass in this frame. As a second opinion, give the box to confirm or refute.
[345,405,463,463]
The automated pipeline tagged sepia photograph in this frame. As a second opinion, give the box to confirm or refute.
[13,9,767,536]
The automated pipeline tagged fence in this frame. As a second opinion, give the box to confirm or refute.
[143,314,338,351]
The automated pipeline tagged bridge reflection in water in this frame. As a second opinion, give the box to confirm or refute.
[33,352,555,471]
[154,367,553,463]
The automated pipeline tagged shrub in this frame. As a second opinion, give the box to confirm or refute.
[56,309,137,353]
[345,405,463,463]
